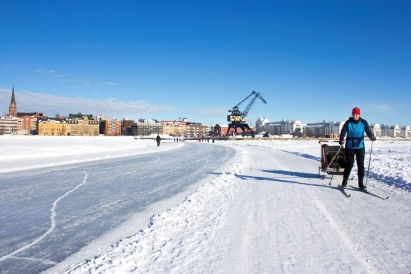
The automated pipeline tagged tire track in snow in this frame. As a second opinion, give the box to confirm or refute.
[0,172,89,263]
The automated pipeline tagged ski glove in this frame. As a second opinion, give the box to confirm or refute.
[339,140,344,145]
[370,136,377,141]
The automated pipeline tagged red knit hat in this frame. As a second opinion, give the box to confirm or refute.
[352,107,361,115]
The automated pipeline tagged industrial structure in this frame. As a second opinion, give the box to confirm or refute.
[226,91,267,137]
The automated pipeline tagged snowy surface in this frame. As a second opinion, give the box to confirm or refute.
[0,136,410,273]
[0,135,181,174]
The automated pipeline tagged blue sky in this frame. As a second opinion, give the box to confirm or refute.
[1,0,410,126]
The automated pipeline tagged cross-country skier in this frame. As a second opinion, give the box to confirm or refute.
[156,134,161,147]
[339,107,376,189]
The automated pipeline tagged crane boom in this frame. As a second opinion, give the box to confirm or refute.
[226,91,267,137]
[232,91,257,110]
[227,91,266,122]
[242,92,266,119]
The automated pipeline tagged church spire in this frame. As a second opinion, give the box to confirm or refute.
[9,84,17,117]
[11,84,16,104]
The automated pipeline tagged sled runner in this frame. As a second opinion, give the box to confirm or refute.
[318,141,346,179]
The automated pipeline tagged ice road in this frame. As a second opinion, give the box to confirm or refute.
[0,142,235,273]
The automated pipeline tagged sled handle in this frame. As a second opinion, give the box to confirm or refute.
[318,140,340,145]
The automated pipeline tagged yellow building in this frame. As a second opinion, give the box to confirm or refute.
[66,116,99,136]
[161,120,187,136]
[37,116,99,136]
[38,119,68,136]
[186,123,212,137]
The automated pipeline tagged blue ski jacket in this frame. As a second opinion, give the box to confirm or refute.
[340,117,374,149]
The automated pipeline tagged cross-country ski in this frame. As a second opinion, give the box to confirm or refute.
[339,185,351,197]
[348,185,389,200]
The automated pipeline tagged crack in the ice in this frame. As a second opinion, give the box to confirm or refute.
[0,171,88,263]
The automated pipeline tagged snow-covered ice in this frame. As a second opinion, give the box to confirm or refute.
[0,135,410,273]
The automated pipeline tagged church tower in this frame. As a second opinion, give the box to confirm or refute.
[9,85,17,117]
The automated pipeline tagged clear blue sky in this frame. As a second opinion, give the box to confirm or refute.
[1,0,410,126]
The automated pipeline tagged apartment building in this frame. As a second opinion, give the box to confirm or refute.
[255,117,269,133]
[370,124,381,137]
[185,123,212,137]
[161,119,187,136]
[37,118,68,136]
[380,124,401,138]
[66,116,99,136]
[38,116,99,136]
[100,119,122,136]
[401,126,411,138]
[265,119,303,136]
[0,114,20,135]
[122,119,135,135]
[131,119,163,136]
[304,120,345,138]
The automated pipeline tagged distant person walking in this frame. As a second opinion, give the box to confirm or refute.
[156,134,161,147]
[339,107,376,189]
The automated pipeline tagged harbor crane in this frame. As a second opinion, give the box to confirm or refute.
[226,91,267,137]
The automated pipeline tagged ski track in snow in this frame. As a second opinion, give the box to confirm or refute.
[0,171,89,264]
[65,147,247,273]
[311,197,375,272]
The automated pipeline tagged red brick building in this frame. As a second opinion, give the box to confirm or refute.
[9,86,47,134]
[214,124,229,136]
[100,119,122,136]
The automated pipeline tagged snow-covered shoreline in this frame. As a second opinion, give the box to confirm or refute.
[0,135,182,174]
[1,136,410,273]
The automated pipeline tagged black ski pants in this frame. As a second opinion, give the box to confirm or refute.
[343,147,365,183]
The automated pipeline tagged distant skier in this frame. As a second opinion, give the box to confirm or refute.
[339,107,376,189]
[156,134,161,147]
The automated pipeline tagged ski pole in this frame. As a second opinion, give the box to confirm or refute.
[365,141,374,187]
[328,144,343,185]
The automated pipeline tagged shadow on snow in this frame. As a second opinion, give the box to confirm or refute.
[233,170,347,196]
